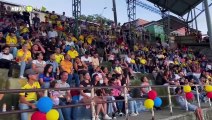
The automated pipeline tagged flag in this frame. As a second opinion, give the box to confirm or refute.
[41,6,46,12]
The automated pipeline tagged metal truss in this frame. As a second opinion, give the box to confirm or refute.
[72,0,81,37]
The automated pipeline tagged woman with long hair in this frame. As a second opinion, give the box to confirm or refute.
[39,64,55,88]
[31,53,46,74]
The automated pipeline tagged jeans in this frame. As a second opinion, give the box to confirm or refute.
[42,82,50,88]
[59,98,78,120]
[58,108,65,120]
[68,73,80,87]
[128,100,138,113]
[10,47,17,58]
[19,102,36,120]
[130,64,139,72]
[105,96,117,114]
[19,62,31,77]
[0,59,14,77]
[139,64,147,73]
[114,96,124,113]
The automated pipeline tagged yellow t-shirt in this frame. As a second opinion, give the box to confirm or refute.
[6,35,17,45]
[19,82,40,101]
[134,45,139,51]
[50,15,58,24]
[115,66,122,74]
[142,47,149,52]
[71,37,78,43]
[140,59,147,65]
[55,54,64,64]
[131,59,136,64]
[17,49,31,62]
[21,40,33,50]
[87,38,93,45]
[67,50,79,59]
[20,26,29,34]
[79,35,84,42]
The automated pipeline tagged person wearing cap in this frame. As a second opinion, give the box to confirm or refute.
[16,42,32,78]
[6,28,18,57]
[19,71,42,120]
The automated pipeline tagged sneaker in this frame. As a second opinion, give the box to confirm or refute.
[129,113,138,116]
[103,114,112,120]
[118,112,124,116]
[19,76,26,79]
[112,116,117,119]
[96,116,100,120]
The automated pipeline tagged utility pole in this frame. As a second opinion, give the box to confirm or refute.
[204,0,212,49]
[112,0,118,27]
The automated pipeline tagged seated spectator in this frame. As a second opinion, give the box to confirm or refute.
[49,81,65,120]
[79,72,112,120]
[46,54,60,78]
[57,71,76,120]
[16,42,32,78]
[91,53,100,70]
[0,30,6,51]
[19,71,42,120]
[60,54,80,87]
[31,41,45,59]
[140,76,150,97]
[46,37,57,56]
[112,59,123,75]
[54,47,64,64]
[81,51,93,75]
[67,46,79,62]
[39,64,55,88]
[0,45,14,77]
[6,28,18,57]
[31,53,46,74]
[48,27,58,38]
[175,87,203,120]
[74,57,88,80]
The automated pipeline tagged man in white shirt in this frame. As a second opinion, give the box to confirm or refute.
[81,51,92,66]
[0,45,14,77]
[48,27,58,38]
[57,71,76,120]
[60,12,66,22]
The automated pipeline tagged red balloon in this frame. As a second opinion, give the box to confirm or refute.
[31,111,46,120]
[186,92,194,100]
[207,92,212,99]
[148,90,158,100]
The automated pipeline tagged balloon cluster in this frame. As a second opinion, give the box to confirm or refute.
[31,97,59,120]
[205,85,212,99]
[144,90,162,109]
[183,85,194,100]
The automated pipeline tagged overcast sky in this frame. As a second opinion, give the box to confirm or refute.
[2,0,212,34]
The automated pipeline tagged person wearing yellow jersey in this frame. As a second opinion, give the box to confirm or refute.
[67,46,79,60]
[19,70,42,120]
[17,42,32,78]
[50,11,58,25]
[79,34,84,43]
[6,29,18,57]
[130,54,139,72]
[86,35,94,45]
[21,36,33,50]
[139,55,147,73]
[54,47,64,64]
[20,23,29,35]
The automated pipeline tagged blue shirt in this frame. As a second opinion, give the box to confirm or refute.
[39,74,54,82]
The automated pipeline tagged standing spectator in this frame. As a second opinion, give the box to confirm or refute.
[31,53,46,74]
[0,45,14,77]
[19,71,42,120]
[32,13,40,31]
[39,64,55,88]
[60,12,66,22]
[22,11,30,26]
[16,42,32,78]
[60,54,80,87]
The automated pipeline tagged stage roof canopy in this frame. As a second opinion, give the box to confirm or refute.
[147,0,203,16]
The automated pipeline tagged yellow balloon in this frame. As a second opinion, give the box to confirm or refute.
[144,99,154,109]
[183,85,191,93]
[205,85,212,92]
[46,109,59,120]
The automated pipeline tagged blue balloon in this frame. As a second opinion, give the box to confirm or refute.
[154,97,162,107]
[37,97,53,113]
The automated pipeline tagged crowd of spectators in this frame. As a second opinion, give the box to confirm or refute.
[0,2,212,120]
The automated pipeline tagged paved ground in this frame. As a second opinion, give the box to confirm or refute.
[116,103,210,120]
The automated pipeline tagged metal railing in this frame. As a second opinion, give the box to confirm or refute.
[0,85,211,120]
